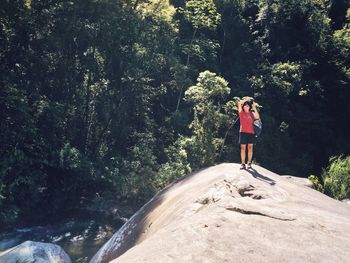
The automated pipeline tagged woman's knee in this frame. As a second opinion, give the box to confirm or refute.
[240,144,246,151]
[247,144,253,150]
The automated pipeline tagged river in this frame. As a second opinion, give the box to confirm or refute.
[0,215,124,262]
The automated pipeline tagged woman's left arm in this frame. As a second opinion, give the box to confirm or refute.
[252,103,260,119]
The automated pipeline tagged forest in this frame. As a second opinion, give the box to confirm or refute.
[1,0,349,229]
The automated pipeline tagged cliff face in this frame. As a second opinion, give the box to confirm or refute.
[90,163,350,263]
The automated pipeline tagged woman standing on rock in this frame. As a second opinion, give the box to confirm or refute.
[237,97,260,170]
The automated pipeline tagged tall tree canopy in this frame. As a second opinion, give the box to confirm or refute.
[0,0,349,228]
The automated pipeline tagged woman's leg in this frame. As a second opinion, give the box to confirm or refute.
[240,144,246,164]
[247,143,253,164]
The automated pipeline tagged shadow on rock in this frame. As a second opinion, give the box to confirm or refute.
[246,168,276,186]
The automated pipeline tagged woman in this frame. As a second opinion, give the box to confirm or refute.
[237,97,260,169]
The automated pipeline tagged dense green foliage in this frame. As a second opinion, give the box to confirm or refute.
[322,155,350,200]
[0,0,349,228]
[308,174,324,192]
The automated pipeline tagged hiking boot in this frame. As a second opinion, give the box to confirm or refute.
[240,163,246,170]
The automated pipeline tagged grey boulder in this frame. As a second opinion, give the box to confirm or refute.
[0,240,71,263]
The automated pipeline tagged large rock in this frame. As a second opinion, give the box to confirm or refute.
[90,163,350,263]
[342,199,350,205]
[0,240,71,263]
[280,175,315,188]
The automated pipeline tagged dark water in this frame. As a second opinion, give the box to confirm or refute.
[0,216,124,262]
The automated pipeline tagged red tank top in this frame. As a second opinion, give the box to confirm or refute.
[239,111,255,134]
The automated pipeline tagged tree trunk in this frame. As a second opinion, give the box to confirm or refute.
[175,28,197,112]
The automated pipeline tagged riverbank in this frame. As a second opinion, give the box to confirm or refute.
[0,212,124,262]
[0,197,144,262]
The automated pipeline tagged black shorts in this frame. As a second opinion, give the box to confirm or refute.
[239,132,256,145]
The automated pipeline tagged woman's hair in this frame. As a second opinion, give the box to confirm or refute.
[242,101,252,111]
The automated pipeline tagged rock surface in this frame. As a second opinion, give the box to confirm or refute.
[342,199,350,205]
[0,240,71,263]
[90,163,350,263]
[280,175,315,188]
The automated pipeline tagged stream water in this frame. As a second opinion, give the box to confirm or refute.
[0,215,124,262]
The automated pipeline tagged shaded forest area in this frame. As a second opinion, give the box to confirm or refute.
[1,0,349,228]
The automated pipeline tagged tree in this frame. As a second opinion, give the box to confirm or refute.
[175,0,221,111]
[183,70,231,168]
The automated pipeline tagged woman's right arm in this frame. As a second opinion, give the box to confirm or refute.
[237,100,242,112]
[237,98,248,113]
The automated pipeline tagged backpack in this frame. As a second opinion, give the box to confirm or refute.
[251,112,262,137]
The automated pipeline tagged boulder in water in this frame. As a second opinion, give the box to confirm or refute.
[0,240,71,263]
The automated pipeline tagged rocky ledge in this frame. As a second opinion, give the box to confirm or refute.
[91,163,350,263]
